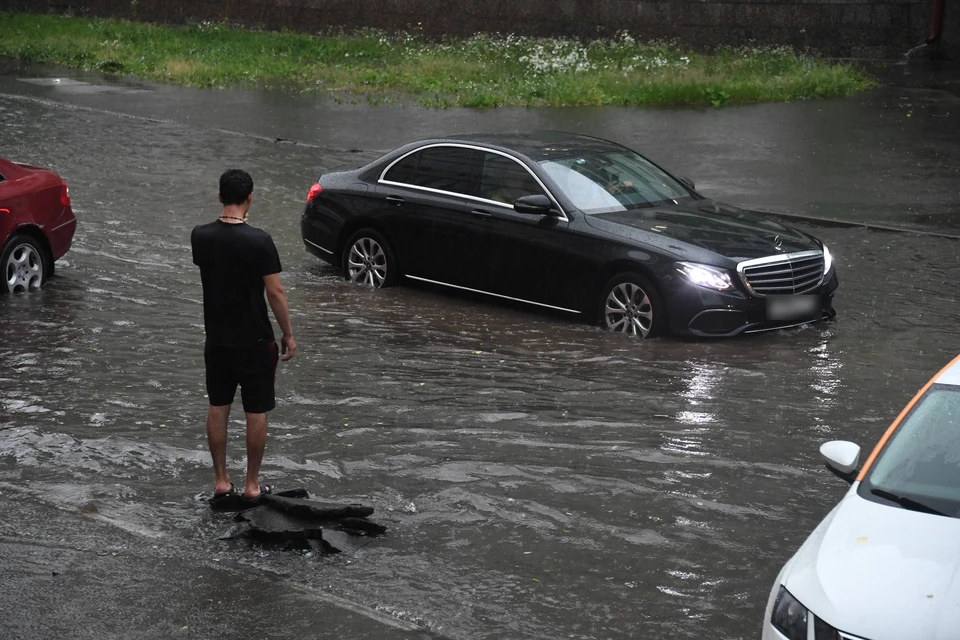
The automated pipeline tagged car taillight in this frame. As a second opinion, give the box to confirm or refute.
[306,183,323,203]
[60,183,71,207]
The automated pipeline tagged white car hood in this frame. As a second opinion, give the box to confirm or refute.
[784,485,960,639]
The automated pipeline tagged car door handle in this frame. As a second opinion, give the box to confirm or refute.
[385,196,404,206]
[470,210,492,220]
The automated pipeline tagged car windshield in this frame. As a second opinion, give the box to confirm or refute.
[539,151,694,214]
[861,384,960,517]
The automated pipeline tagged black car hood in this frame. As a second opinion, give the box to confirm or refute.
[583,201,819,261]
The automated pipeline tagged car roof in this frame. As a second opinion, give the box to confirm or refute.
[935,354,960,387]
[441,131,629,162]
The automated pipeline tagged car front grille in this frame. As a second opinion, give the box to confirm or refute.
[737,250,825,297]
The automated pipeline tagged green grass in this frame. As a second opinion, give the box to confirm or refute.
[0,13,878,107]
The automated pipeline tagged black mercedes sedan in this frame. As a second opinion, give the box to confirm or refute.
[300,131,838,338]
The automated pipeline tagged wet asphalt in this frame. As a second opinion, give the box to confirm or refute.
[0,59,959,639]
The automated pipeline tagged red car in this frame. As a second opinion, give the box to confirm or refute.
[0,157,76,293]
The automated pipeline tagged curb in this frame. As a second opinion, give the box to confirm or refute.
[751,209,960,240]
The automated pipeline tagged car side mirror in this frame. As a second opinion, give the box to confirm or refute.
[820,440,861,485]
[679,177,695,191]
[514,194,554,216]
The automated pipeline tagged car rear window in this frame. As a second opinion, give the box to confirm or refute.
[383,146,476,196]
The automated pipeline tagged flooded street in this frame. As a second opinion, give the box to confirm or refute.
[1,65,959,639]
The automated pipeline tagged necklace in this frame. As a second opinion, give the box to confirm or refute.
[219,215,246,223]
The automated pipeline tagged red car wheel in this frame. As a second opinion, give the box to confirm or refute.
[2,234,46,294]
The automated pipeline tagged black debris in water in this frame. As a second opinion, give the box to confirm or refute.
[210,488,386,553]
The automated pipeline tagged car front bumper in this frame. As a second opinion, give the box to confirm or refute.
[761,621,790,640]
[665,269,840,338]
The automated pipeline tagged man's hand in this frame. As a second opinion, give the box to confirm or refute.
[280,334,297,361]
[264,273,296,361]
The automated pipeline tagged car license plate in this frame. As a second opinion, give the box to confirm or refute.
[767,295,820,322]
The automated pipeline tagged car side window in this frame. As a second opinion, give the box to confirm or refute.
[384,153,418,185]
[479,153,544,205]
[383,146,476,196]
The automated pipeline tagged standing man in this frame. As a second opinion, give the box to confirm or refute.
[191,169,296,504]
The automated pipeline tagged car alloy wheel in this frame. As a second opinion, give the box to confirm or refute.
[2,234,45,294]
[342,228,397,289]
[600,272,665,338]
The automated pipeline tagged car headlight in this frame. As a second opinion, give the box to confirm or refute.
[822,244,833,274]
[771,586,807,640]
[676,262,735,291]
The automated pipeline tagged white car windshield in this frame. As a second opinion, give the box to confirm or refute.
[539,151,694,214]
[862,385,960,517]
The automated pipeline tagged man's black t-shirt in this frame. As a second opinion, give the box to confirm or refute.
[191,220,282,347]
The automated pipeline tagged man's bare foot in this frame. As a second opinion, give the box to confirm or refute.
[242,483,272,500]
[213,483,237,498]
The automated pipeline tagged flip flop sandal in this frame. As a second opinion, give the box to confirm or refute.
[211,483,238,500]
[241,483,272,503]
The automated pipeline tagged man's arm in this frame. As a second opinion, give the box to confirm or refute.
[264,273,296,361]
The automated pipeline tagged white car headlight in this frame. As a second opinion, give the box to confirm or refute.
[676,262,735,291]
[822,244,833,274]
[770,586,807,640]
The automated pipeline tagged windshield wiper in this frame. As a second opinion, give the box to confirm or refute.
[870,488,949,516]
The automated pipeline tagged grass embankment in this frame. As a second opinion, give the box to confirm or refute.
[0,12,876,107]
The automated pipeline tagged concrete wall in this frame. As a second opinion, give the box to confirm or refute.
[0,0,939,59]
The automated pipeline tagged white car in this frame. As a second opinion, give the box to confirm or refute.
[762,354,960,640]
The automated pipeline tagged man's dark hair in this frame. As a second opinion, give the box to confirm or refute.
[219,169,254,205]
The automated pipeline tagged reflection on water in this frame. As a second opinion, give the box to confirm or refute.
[808,340,842,403]
[1,86,959,640]
[673,363,721,463]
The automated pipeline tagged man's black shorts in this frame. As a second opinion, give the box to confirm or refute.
[204,341,278,413]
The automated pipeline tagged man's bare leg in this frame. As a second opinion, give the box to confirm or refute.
[243,411,267,498]
[207,405,232,494]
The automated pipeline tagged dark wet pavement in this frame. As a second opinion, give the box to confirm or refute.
[1,60,959,639]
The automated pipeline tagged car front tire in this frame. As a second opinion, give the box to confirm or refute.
[2,234,46,294]
[599,272,666,338]
[341,228,397,289]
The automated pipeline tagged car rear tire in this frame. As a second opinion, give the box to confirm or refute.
[342,228,397,289]
[2,234,46,294]
[599,272,666,338]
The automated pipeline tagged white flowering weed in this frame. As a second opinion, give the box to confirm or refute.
[0,15,876,107]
